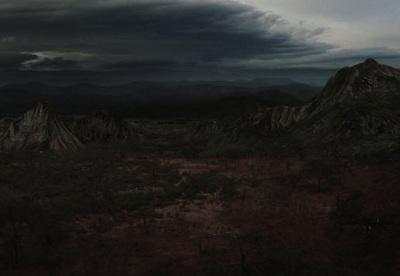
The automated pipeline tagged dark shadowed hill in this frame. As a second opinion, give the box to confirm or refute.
[67,110,143,142]
[0,80,321,116]
[266,82,322,101]
[120,89,301,119]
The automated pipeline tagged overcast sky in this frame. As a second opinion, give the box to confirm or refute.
[0,0,399,84]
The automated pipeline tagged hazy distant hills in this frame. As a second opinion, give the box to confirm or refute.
[0,68,335,86]
[0,80,322,116]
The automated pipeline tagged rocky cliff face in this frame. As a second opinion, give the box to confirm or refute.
[0,102,83,152]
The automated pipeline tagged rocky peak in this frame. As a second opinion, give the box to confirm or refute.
[0,102,83,152]
[21,101,53,123]
[363,58,378,66]
[314,58,400,107]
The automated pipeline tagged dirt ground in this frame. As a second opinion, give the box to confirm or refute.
[2,151,399,276]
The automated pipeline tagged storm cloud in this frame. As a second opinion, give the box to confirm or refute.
[0,0,398,83]
[0,0,333,77]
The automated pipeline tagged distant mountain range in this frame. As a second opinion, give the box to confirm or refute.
[0,80,322,116]
[0,68,336,88]
[1,59,400,158]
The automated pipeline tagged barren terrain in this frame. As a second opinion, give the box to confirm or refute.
[1,122,399,275]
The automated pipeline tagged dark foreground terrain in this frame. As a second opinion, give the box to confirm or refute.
[1,59,400,275]
[0,122,399,276]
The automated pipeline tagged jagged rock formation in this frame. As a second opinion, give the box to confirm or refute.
[194,59,400,156]
[67,110,139,142]
[0,102,83,152]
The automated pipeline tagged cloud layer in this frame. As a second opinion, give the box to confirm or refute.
[0,0,334,77]
[0,0,398,83]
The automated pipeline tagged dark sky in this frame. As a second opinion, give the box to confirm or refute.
[1,0,399,85]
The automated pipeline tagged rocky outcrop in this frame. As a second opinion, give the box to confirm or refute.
[67,110,137,142]
[0,102,83,152]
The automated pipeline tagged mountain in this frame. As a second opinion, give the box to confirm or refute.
[195,59,400,157]
[221,90,301,105]
[0,102,83,152]
[249,77,296,86]
[240,58,400,132]
[289,58,400,155]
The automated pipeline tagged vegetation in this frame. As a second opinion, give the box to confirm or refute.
[0,135,398,275]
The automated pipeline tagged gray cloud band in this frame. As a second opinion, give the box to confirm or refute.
[0,0,332,72]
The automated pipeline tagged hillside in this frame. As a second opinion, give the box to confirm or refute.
[67,110,142,142]
[194,59,400,158]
